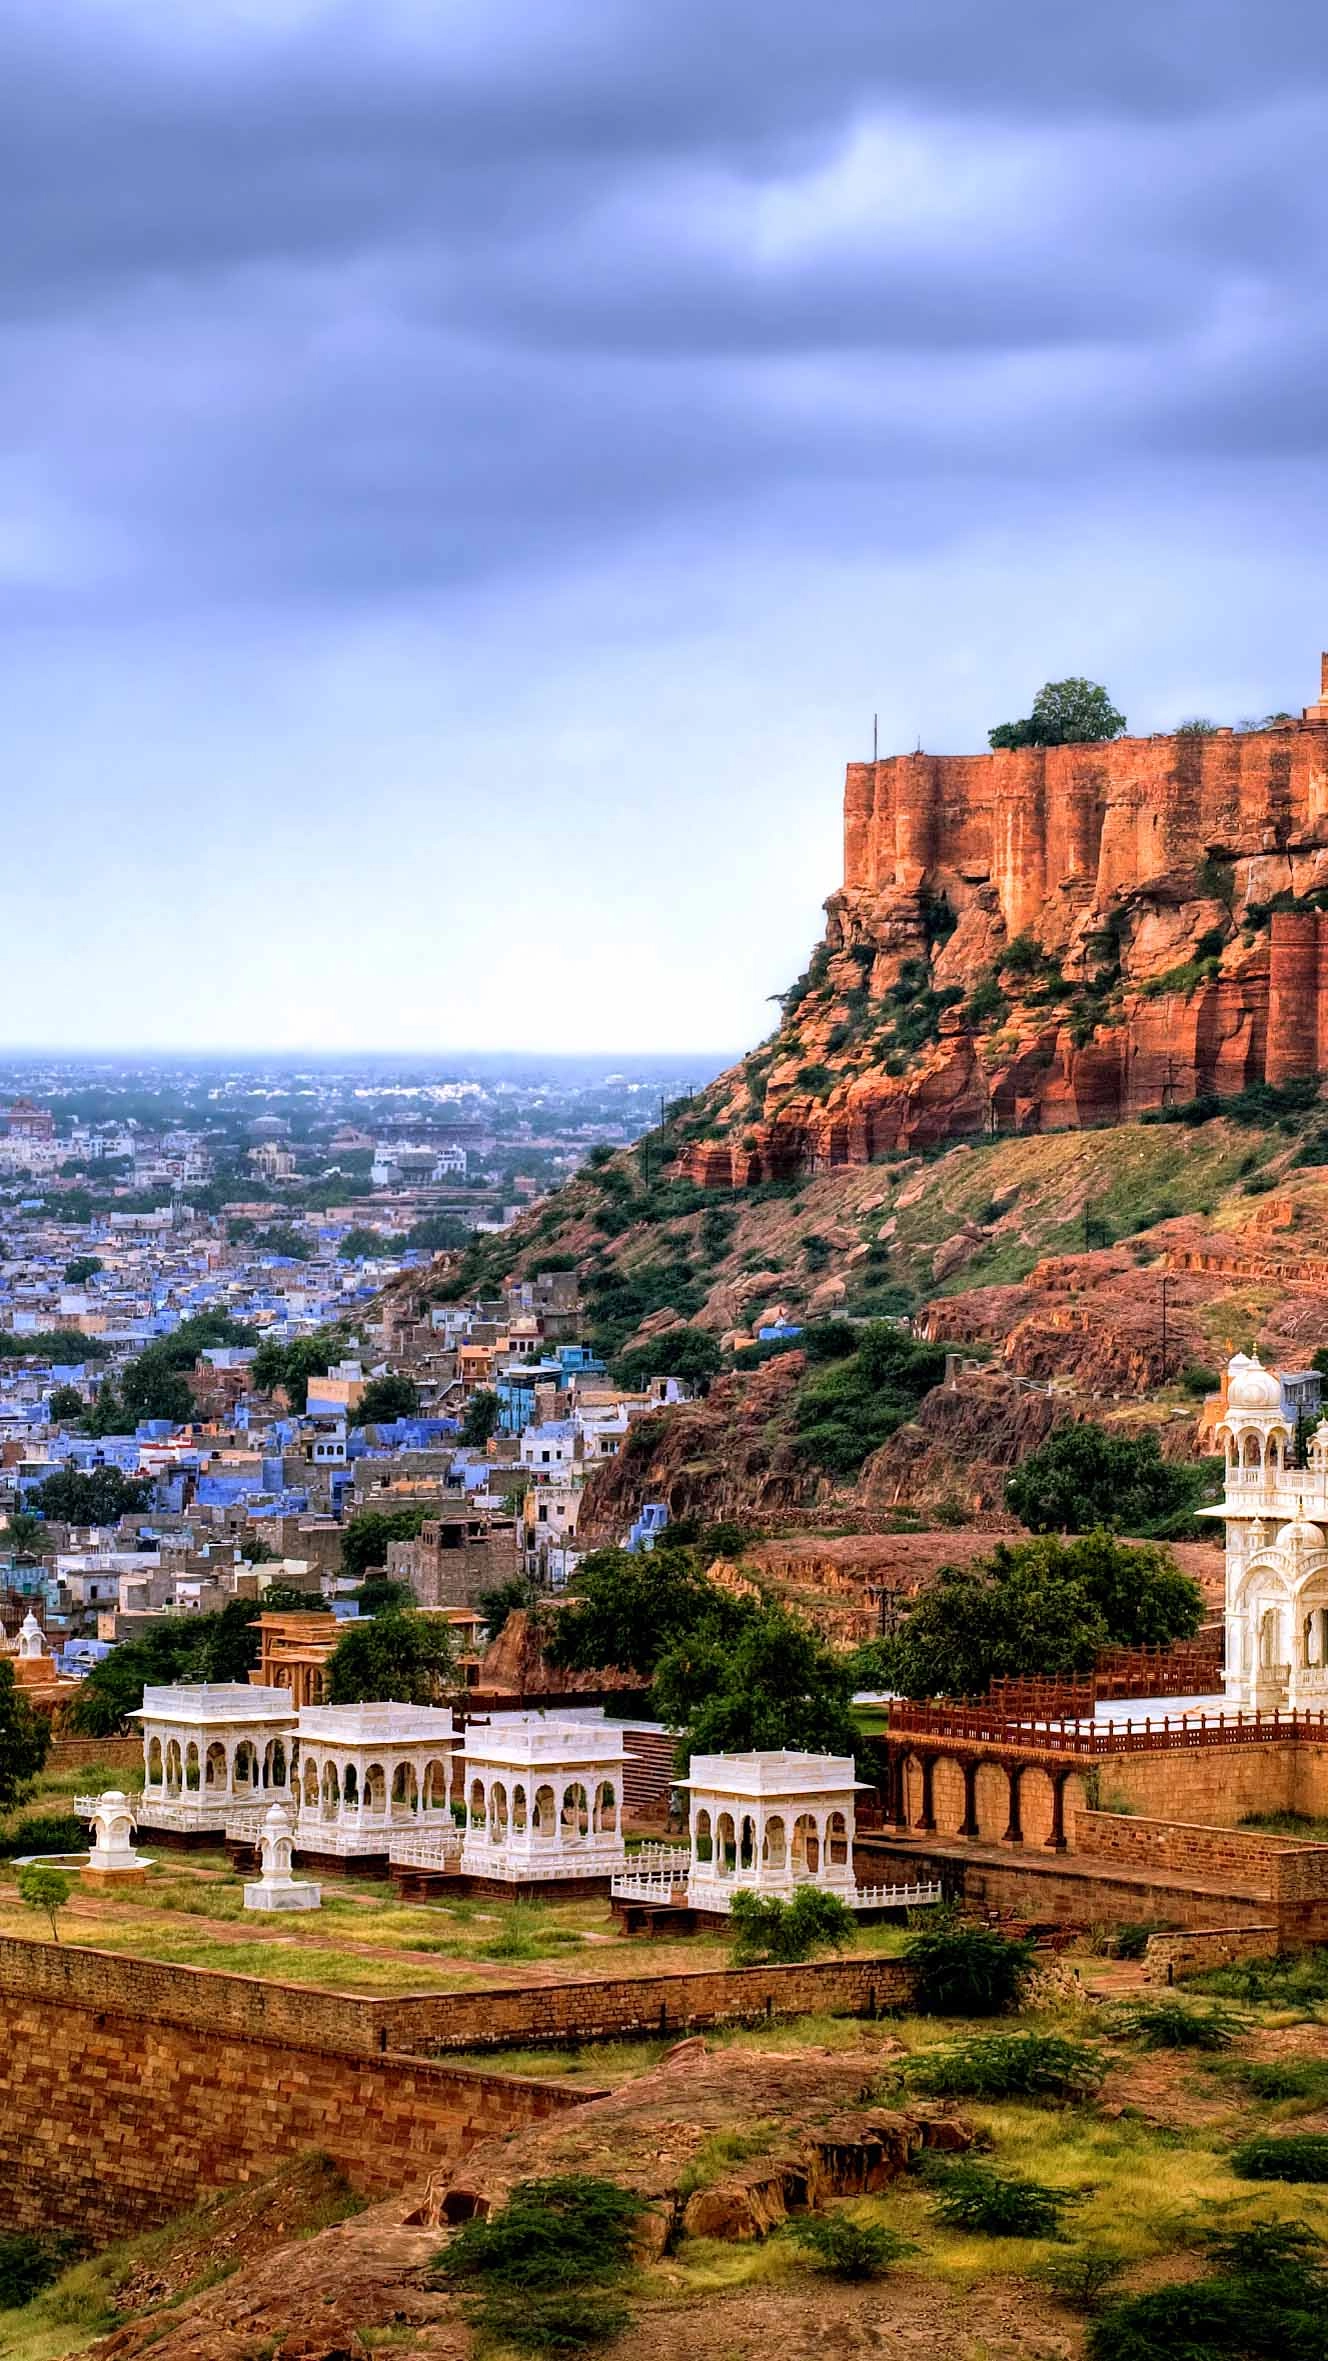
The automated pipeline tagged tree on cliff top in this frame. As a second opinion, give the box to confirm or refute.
[988,678,1126,751]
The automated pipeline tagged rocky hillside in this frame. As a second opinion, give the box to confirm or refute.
[384,713,1328,1524]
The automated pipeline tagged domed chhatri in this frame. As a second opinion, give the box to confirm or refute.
[1278,1513,1327,1553]
[1226,1352,1284,1413]
[1215,1351,1328,1711]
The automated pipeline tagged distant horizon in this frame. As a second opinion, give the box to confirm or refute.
[0,1047,744,1070]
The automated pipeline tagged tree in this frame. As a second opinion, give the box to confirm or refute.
[405,1213,471,1253]
[988,678,1126,752]
[62,1255,102,1285]
[338,1226,396,1261]
[341,1505,428,1582]
[0,1659,49,1805]
[325,1608,457,1704]
[251,1327,347,1413]
[32,1464,152,1525]
[729,1886,856,1965]
[16,1863,71,1943]
[609,1327,723,1391]
[883,1531,1204,1701]
[654,1599,861,1770]
[460,1389,501,1448]
[353,1372,421,1426]
[1004,1421,1213,1535]
[4,1510,45,1559]
[63,1596,279,1733]
[543,1544,734,1677]
[117,1347,196,1426]
[477,1575,540,1640]
[255,1224,311,1261]
[47,1385,84,1424]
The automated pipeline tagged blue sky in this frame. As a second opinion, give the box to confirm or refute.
[9,0,1328,1053]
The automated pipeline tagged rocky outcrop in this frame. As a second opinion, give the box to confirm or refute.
[680,716,1328,1178]
[425,2039,972,2255]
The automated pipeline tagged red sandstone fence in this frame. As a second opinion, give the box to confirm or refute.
[883,1704,1328,1756]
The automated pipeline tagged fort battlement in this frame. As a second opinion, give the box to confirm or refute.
[683,671,1328,1175]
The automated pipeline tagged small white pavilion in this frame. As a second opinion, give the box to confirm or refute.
[680,1750,864,1914]
[458,1715,627,1883]
[135,1683,298,1833]
[293,1701,459,1858]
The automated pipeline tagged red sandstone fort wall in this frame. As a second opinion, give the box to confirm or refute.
[844,728,1328,925]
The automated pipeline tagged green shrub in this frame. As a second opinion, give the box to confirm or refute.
[793,1320,945,1480]
[1231,2134,1328,2183]
[472,2289,633,2350]
[1233,2059,1328,2102]
[729,1885,856,1966]
[924,2158,1079,2238]
[437,2173,642,2350]
[1108,1998,1248,2051]
[1192,1946,1328,2007]
[787,2212,914,2280]
[1039,2245,1127,2315]
[906,2031,1105,2102]
[0,1811,84,1859]
[0,2231,79,2310]
[1179,1362,1219,1397]
[903,1916,1034,2016]
[1088,2219,1328,2361]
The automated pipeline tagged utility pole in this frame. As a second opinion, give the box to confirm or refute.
[1160,1272,1171,1382]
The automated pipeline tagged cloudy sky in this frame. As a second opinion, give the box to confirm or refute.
[8,0,1327,1055]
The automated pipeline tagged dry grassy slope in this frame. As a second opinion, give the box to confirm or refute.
[41,2001,1328,2361]
[408,1110,1325,1346]
[380,1098,1328,1522]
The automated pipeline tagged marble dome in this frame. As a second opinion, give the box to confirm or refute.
[1226,1352,1283,1412]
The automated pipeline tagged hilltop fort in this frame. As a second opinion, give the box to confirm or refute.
[682,658,1328,1179]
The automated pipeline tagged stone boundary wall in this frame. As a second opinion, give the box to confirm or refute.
[45,1733,141,1774]
[0,1990,585,2244]
[1075,1810,1319,1887]
[1142,1925,1280,1983]
[0,1935,915,2057]
[1077,1809,1328,1941]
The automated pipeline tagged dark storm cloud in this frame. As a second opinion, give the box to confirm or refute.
[2,0,1327,612]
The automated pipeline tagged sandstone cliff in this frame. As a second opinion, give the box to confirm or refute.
[679,715,1328,1178]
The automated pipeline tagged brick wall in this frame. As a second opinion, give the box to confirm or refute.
[0,1935,920,2240]
[0,1988,582,2243]
[1075,1810,1307,1887]
[1142,1925,1280,1982]
[0,1936,915,2059]
[44,1733,141,1774]
[1102,1742,1328,1824]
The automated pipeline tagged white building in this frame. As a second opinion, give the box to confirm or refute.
[292,1701,460,1858]
[681,1751,862,1913]
[135,1683,298,1832]
[1213,1351,1328,1711]
[459,1715,626,1883]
